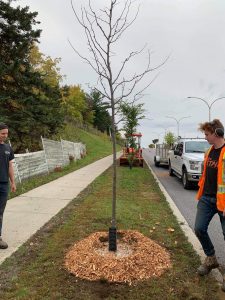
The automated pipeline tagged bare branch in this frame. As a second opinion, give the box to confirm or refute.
[88,0,108,38]
[111,1,140,43]
[71,0,109,77]
[113,52,169,96]
[70,0,85,29]
[84,6,107,56]
[112,44,147,85]
[98,76,111,101]
[94,85,111,103]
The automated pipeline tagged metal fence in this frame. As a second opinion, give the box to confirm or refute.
[12,137,86,183]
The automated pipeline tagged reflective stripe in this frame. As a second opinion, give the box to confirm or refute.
[223,152,225,183]
[218,185,225,193]
[223,159,225,183]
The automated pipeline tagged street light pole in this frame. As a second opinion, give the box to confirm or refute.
[166,116,190,137]
[187,96,225,121]
[160,127,170,143]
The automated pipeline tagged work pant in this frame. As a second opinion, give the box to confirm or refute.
[0,183,9,237]
[194,195,225,257]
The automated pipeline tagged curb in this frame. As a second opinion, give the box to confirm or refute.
[144,158,223,284]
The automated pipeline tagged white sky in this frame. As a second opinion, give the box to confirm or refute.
[16,0,225,147]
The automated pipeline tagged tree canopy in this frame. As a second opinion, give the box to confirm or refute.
[164,131,176,147]
[0,1,64,152]
[120,102,145,148]
[89,89,111,134]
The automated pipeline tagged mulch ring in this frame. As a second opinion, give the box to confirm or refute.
[64,230,171,285]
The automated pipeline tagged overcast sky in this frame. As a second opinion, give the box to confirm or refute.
[17,0,225,147]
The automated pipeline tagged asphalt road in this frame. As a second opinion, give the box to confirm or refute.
[143,148,225,266]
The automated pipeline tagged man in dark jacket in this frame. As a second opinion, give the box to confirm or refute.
[0,123,16,249]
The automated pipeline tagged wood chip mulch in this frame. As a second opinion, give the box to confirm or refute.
[64,230,171,285]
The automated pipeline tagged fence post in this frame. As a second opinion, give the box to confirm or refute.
[13,158,21,184]
[41,136,49,174]
[73,143,77,160]
[60,138,66,165]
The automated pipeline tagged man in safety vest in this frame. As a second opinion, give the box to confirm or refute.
[194,119,225,290]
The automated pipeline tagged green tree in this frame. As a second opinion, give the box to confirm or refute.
[164,131,176,147]
[120,102,145,148]
[149,144,155,148]
[29,44,63,88]
[62,85,89,124]
[0,2,64,152]
[89,89,111,134]
[82,92,94,126]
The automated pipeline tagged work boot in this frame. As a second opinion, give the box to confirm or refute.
[222,276,225,292]
[0,237,8,249]
[219,266,225,292]
[197,255,219,276]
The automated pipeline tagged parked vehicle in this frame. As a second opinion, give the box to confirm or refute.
[154,143,171,167]
[168,138,210,189]
[119,133,143,167]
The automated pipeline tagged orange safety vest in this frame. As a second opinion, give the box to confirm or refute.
[197,145,225,211]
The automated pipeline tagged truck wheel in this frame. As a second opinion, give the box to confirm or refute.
[154,157,160,167]
[182,168,191,189]
[168,161,174,176]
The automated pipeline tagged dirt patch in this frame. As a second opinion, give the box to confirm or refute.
[141,191,161,201]
[64,230,171,285]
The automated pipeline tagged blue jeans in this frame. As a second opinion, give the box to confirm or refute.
[194,195,225,256]
[0,183,9,236]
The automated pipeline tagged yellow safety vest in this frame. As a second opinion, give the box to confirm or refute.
[197,145,225,211]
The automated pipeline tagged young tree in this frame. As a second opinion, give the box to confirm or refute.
[164,131,176,147]
[120,102,145,145]
[119,102,145,169]
[70,0,165,250]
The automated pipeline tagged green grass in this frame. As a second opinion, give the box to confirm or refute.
[9,125,120,199]
[0,165,222,300]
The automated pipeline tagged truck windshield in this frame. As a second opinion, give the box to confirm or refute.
[185,141,210,153]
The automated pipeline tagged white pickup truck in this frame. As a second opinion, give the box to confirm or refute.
[168,138,210,189]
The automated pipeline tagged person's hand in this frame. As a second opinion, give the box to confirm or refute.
[10,182,16,193]
[223,208,225,217]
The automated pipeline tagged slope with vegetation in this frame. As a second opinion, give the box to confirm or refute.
[10,123,120,199]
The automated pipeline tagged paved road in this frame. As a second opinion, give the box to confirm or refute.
[143,148,225,266]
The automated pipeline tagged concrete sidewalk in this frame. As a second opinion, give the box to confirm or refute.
[0,154,115,265]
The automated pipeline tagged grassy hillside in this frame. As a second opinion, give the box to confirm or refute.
[10,123,121,199]
[56,123,118,161]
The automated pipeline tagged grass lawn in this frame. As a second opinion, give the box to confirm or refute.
[0,164,223,299]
